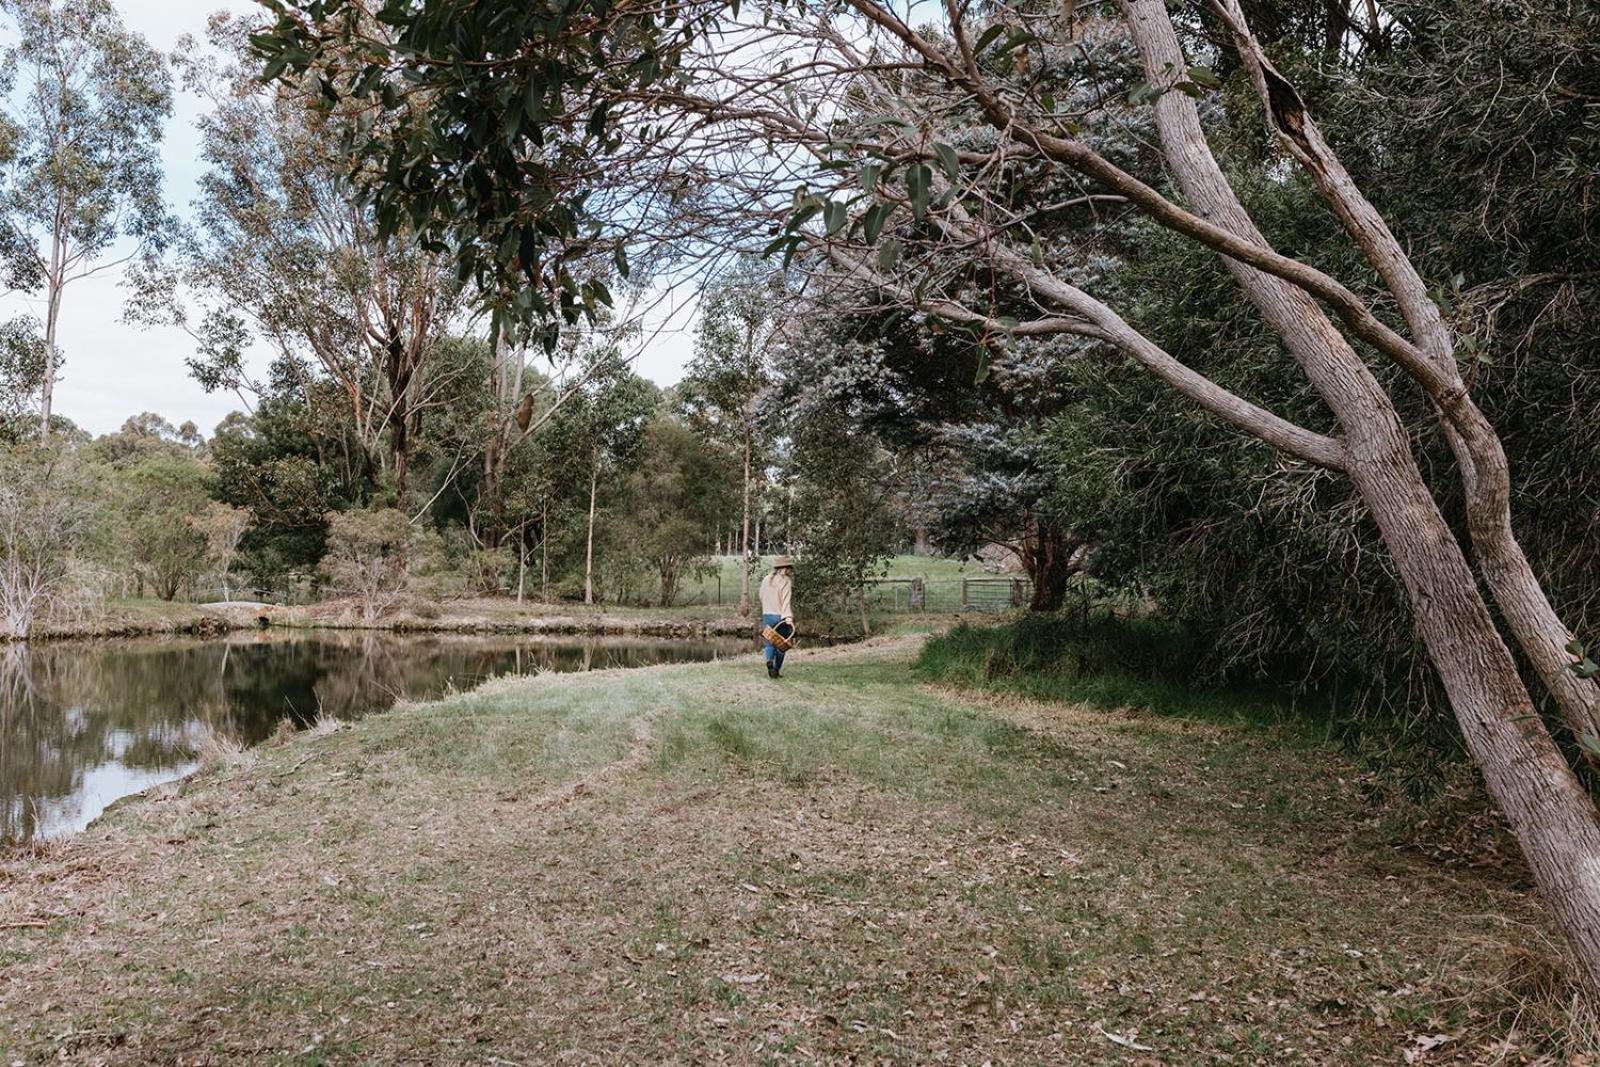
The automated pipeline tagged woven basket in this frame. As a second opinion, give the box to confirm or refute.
[761,620,797,653]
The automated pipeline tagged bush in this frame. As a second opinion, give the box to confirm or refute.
[320,507,415,622]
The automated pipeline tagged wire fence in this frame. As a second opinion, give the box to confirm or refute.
[864,576,1033,613]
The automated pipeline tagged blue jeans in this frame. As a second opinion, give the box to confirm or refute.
[763,613,792,671]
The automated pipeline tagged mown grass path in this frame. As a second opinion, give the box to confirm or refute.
[0,634,1553,1063]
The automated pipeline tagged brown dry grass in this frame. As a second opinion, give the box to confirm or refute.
[0,633,1591,1064]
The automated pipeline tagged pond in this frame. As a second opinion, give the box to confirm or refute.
[0,629,753,845]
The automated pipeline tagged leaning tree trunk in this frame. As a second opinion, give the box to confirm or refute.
[1211,0,1600,751]
[1124,0,1600,987]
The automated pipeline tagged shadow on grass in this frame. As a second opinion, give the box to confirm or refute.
[915,612,1339,743]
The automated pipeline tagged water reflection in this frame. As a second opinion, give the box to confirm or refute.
[0,630,749,844]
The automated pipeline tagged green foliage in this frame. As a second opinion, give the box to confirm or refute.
[1023,0,1600,755]
[0,0,174,431]
[616,417,731,606]
[0,316,48,442]
[123,454,210,601]
[208,397,362,587]
[250,0,705,346]
[0,0,174,259]
[786,410,901,632]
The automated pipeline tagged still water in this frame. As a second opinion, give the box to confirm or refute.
[0,630,750,844]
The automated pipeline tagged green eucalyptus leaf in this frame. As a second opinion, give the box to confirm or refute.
[824,199,847,235]
[974,23,1006,55]
[907,163,932,219]
[878,237,902,273]
[863,201,892,243]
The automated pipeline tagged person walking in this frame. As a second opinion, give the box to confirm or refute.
[759,556,795,679]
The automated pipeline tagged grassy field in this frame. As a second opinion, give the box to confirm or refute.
[1,630,1590,1063]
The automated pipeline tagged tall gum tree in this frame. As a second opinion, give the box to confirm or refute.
[129,14,459,505]
[0,0,173,437]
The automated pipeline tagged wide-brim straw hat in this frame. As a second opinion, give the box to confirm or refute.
[771,555,793,569]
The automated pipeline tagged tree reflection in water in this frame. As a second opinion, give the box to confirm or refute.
[0,631,746,843]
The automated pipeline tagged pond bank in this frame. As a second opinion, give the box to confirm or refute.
[265,596,764,639]
[0,631,1585,1062]
[15,596,810,644]
[18,599,242,643]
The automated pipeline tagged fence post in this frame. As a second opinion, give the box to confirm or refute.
[910,577,925,610]
[1010,578,1024,607]
[961,578,970,611]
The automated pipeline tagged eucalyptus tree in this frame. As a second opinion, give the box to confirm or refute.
[618,416,728,606]
[785,405,901,634]
[251,0,715,346]
[773,296,1085,610]
[142,15,462,503]
[678,264,783,616]
[0,0,173,437]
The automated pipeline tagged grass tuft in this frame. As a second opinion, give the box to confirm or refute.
[195,724,252,770]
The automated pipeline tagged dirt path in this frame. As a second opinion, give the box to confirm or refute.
[0,634,1573,1063]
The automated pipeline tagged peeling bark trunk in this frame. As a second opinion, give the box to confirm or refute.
[1124,0,1600,988]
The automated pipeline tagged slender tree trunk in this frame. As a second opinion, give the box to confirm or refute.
[858,570,871,636]
[40,247,64,440]
[1125,0,1600,987]
[541,500,551,602]
[739,424,753,617]
[516,527,527,606]
[584,449,599,605]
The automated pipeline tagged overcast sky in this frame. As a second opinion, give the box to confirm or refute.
[0,0,696,437]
